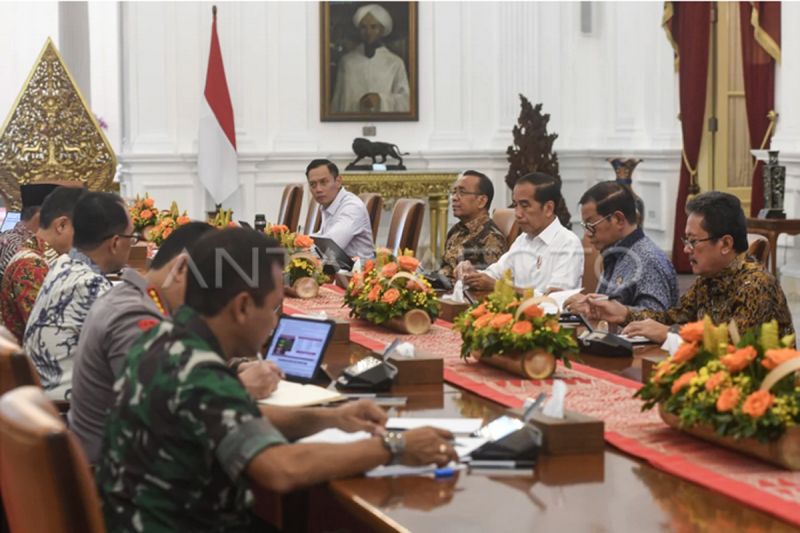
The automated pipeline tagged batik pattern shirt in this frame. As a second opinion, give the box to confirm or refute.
[96,306,287,532]
[23,248,111,400]
[0,221,34,286]
[595,228,678,312]
[440,212,508,280]
[628,255,795,337]
[0,236,58,342]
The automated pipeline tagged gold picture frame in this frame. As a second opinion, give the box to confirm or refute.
[320,2,418,122]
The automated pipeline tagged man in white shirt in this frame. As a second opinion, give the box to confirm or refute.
[306,159,375,259]
[459,172,584,293]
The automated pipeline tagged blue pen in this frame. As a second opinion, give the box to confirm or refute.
[433,464,465,478]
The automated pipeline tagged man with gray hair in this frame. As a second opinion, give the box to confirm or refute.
[332,3,410,113]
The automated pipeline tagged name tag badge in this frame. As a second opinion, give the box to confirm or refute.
[616,276,624,286]
[536,256,542,270]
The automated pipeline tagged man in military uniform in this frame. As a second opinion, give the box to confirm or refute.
[96,228,458,531]
[439,170,507,280]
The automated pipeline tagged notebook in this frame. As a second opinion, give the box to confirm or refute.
[263,315,334,384]
[258,380,344,407]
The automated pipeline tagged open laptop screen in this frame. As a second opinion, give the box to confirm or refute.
[0,212,20,232]
[263,316,334,382]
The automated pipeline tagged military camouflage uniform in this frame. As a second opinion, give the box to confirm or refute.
[439,212,508,280]
[96,305,287,532]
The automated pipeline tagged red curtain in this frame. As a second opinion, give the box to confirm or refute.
[740,2,781,216]
[666,2,711,273]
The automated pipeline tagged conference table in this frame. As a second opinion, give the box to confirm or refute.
[254,333,796,532]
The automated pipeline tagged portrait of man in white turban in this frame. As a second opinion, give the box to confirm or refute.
[330,3,412,115]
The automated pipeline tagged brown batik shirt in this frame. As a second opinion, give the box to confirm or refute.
[627,254,794,337]
[440,212,508,280]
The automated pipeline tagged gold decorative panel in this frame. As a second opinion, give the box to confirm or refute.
[0,38,117,209]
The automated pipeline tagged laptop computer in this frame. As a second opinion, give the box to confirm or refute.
[263,315,335,384]
[312,236,355,271]
[0,211,20,232]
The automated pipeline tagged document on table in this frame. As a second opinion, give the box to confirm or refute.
[258,380,345,407]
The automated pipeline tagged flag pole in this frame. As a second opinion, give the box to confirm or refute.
[212,5,217,19]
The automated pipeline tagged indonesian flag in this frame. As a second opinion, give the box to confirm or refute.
[198,6,237,205]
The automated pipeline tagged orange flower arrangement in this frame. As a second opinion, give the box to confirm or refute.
[672,342,699,364]
[720,346,758,373]
[261,222,327,287]
[381,288,401,305]
[671,371,697,395]
[716,387,740,412]
[741,390,774,418]
[679,321,705,343]
[128,194,161,233]
[762,348,800,370]
[704,371,727,392]
[146,202,191,246]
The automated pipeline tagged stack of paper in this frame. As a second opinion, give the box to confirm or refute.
[258,380,345,407]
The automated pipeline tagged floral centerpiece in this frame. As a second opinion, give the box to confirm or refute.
[208,207,237,228]
[344,248,439,335]
[453,272,578,379]
[148,201,191,246]
[636,317,799,469]
[128,194,159,234]
[263,223,328,299]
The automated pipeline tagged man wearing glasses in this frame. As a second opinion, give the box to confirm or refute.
[565,181,677,315]
[0,186,86,342]
[24,192,136,401]
[590,191,793,342]
[439,171,507,280]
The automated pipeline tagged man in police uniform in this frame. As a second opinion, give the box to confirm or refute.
[96,228,458,531]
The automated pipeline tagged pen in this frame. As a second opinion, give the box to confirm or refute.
[469,460,535,469]
[433,464,467,478]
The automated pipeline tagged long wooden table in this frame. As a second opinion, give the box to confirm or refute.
[254,339,796,532]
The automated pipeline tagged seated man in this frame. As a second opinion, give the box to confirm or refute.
[566,181,678,314]
[590,191,794,342]
[70,222,284,463]
[24,192,134,400]
[459,172,583,293]
[0,183,59,284]
[307,158,374,260]
[1,186,86,342]
[439,170,507,281]
[96,228,456,531]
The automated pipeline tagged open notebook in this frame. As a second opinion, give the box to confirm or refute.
[258,380,345,408]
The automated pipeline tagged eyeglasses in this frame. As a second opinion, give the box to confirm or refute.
[449,188,484,198]
[580,213,613,235]
[102,232,142,245]
[681,236,716,250]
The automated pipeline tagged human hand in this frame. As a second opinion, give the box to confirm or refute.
[238,360,284,400]
[400,427,459,467]
[587,298,629,324]
[564,294,590,315]
[621,319,669,344]
[333,399,388,435]
[462,271,495,292]
[359,93,381,111]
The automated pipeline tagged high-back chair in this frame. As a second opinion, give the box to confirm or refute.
[747,233,770,267]
[0,386,105,533]
[0,336,39,396]
[491,208,521,247]
[304,196,322,234]
[358,192,384,243]
[385,199,425,256]
[277,184,303,232]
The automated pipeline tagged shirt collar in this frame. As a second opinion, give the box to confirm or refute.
[705,253,747,280]
[324,187,348,216]
[68,248,104,275]
[531,217,562,245]
[173,305,225,359]
[458,212,492,234]
[614,227,645,250]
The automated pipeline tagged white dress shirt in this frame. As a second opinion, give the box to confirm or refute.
[313,187,375,259]
[482,217,584,291]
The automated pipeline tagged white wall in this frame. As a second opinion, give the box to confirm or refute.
[2,1,798,268]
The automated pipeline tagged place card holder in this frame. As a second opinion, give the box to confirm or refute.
[527,410,604,455]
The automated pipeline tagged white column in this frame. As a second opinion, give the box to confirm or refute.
[59,1,92,106]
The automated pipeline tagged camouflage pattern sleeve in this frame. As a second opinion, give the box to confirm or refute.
[176,350,287,482]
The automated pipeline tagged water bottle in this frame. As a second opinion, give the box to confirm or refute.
[254,214,267,232]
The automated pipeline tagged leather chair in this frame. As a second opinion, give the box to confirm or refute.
[0,336,39,396]
[277,184,303,232]
[359,193,384,243]
[0,386,105,533]
[304,196,322,234]
[747,233,770,267]
[492,208,521,247]
[386,199,425,256]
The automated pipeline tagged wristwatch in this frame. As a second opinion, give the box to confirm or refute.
[381,431,406,465]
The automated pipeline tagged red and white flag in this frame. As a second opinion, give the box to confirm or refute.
[198,6,237,205]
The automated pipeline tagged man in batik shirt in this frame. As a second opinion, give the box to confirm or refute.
[0,183,58,285]
[440,171,507,280]
[0,186,85,342]
[96,228,458,531]
[591,192,794,341]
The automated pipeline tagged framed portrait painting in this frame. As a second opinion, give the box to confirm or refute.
[320,2,418,122]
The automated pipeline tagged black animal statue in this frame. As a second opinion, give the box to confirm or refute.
[346,138,408,170]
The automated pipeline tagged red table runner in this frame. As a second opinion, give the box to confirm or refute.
[284,286,800,525]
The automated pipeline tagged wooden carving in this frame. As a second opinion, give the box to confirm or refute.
[0,38,116,209]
